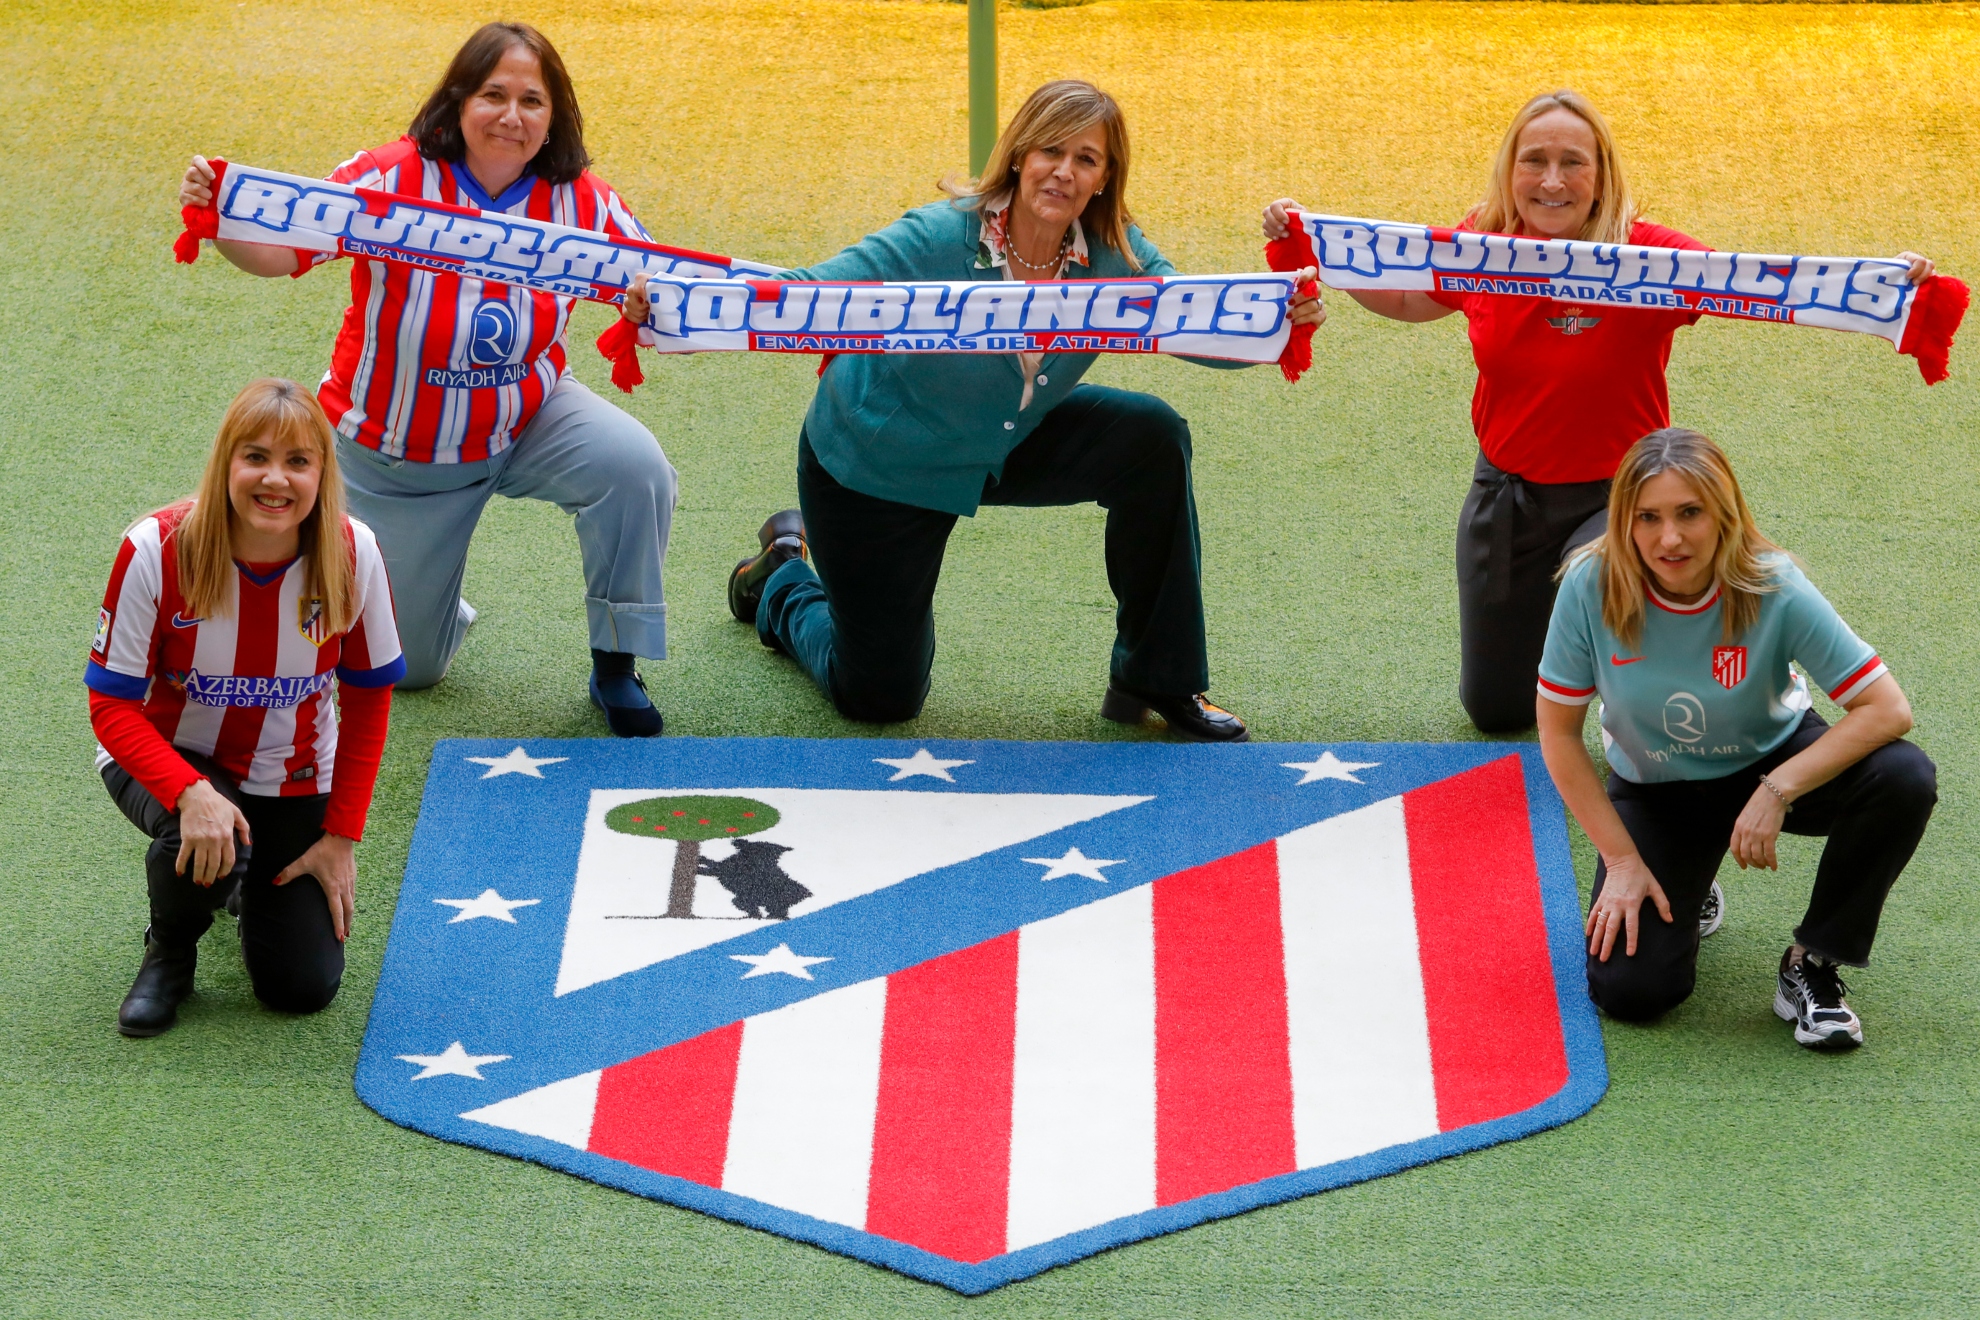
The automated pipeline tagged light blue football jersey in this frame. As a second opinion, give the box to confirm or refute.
[1539,553,1886,783]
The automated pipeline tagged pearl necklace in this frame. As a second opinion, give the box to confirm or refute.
[1006,229,1073,276]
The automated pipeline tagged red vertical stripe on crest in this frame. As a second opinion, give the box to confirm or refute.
[588,1021,744,1187]
[865,933,1019,1264]
[1403,755,1568,1130]
[1152,840,1297,1205]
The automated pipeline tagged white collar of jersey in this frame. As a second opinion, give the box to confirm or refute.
[1647,578,1722,615]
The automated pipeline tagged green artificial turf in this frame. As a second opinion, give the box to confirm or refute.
[2,1,1977,1315]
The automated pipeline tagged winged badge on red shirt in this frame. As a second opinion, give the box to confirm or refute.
[1546,311,1603,336]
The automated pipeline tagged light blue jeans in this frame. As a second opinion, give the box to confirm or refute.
[337,378,676,689]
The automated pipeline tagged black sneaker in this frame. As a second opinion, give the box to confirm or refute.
[1698,879,1725,938]
[1774,948,1863,1050]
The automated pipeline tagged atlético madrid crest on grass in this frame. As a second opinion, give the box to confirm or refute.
[359,736,1605,1293]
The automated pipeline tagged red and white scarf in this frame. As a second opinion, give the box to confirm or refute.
[1266,208,1966,384]
[178,161,1306,389]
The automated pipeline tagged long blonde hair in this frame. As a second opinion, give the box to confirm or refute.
[942,79,1141,272]
[170,379,356,635]
[1469,90,1637,244]
[1568,428,1781,648]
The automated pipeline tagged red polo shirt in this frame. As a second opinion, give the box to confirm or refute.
[1429,221,1708,484]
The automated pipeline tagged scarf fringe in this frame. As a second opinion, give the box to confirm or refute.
[172,159,228,264]
[1264,226,1317,382]
[1898,275,1969,385]
[595,317,644,393]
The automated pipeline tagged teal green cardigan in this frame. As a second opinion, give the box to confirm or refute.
[784,201,1249,516]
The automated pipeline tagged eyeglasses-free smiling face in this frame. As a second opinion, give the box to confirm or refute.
[459,43,552,192]
[1014,126,1110,241]
[1511,106,1600,240]
[1631,470,1721,602]
[227,429,322,560]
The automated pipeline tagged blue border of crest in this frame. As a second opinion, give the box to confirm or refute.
[355,737,1604,1295]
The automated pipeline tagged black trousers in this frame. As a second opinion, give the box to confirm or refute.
[1456,452,1611,733]
[1587,711,1937,1021]
[102,752,344,1014]
[759,385,1208,723]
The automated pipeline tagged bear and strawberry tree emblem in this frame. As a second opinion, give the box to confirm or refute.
[605,795,799,919]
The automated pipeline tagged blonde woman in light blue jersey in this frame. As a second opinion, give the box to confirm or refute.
[1535,428,1935,1049]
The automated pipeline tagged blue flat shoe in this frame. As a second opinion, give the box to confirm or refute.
[589,653,664,738]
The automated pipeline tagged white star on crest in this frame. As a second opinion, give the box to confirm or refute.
[466,747,569,779]
[873,749,975,782]
[1282,751,1382,785]
[730,943,835,980]
[395,1041,510,1080]
[433,889,541,924]
[1024,846,1124,883]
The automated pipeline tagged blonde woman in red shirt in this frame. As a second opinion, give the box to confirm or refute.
[1264,89,1934,734]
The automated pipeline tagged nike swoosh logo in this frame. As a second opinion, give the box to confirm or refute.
[1611,654,1646,666]
[170,613,202,629]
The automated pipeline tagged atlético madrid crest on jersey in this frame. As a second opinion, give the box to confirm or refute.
[359,737,1604,1293]
[297,597,326,647]
[1714,645,1748,689]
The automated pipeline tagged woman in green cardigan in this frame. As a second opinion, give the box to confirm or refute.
[717,80,1324,740]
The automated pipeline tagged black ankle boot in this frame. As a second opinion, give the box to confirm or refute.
[118,929,197,1038]
[728,509,807,623]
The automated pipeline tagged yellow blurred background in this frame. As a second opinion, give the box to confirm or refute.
[7,0,1975,273]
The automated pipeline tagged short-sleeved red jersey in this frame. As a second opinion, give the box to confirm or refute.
[1428,221,1709,484]
[304,137,652,465]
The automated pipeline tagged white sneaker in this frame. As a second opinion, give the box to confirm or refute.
[1698,879,1725,938]
[458,598,478,628]
[1774,948,1863,1050]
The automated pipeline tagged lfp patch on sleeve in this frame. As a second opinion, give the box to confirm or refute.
[359,737,1604,1294]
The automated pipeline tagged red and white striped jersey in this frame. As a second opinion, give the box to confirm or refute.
[307,136,653,464]
[85,505,406,797]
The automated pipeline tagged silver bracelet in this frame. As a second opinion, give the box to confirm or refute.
[1757,773,1794,812]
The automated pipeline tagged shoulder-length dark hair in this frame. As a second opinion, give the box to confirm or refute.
[409,23,590,185]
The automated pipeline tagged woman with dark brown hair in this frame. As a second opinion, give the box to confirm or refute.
[705,80,1324,740]
[175,22,673,736]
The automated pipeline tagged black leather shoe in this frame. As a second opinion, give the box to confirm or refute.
[590,651,664,738]
[1101,684,1250,743]
[118,929,197,1037]
[728,509,807,624]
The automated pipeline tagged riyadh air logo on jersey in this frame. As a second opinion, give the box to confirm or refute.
[469,298,518,365]
[1712,646,1747,690]
[425,299,533,390]
[298,598,326,647]
[1663,692,1708,743]
[358,737,1603,1293]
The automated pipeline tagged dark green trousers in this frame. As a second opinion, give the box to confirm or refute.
[759,385,1209,723]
